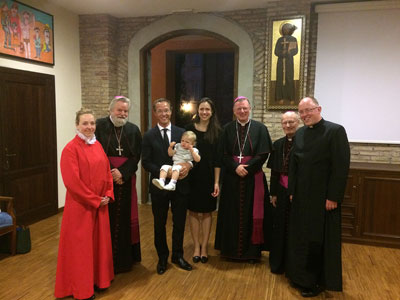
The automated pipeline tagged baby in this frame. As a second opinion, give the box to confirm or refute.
[152,130,201,191]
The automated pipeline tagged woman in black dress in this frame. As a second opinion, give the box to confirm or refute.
[186,98,221,263]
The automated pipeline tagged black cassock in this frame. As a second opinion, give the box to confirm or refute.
[274,35,298,102]
[287,119,350,291]
[267,135,293,273]
[215,120,272,259]
[96,117,142,273]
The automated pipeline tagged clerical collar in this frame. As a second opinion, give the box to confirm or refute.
[157,123,171,131]
[76,130,97,145]
[287,136,293,142]
[308,118,324,129]
[237,119,250,127]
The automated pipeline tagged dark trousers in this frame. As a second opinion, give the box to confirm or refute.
[269,184,291,273]
[151,191,188,260]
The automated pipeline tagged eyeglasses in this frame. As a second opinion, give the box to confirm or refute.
[298,106,319,115]
[156,109,171,114]
[281,120,297,125]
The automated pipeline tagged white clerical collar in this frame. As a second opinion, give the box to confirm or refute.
[157,123,171,131]
[76,130,97,144]
[308,118,323,129]
[237,119,250,126]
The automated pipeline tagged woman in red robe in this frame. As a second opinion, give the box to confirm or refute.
[55,109,114,300]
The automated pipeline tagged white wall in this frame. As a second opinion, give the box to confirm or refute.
[315,1,400,143]
[0,0,82,207]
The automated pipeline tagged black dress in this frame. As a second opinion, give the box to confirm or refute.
[185,123,219,213]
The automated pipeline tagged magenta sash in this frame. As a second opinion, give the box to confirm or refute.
[233,155,264,244]
[109,156,140,244]
[279,174,289,189]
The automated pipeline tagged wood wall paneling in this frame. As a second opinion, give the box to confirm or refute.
[342,163,400,248]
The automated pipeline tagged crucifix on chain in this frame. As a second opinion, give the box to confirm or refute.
[236,120,251,165]
[114,126,124,156]
[116,145,123,156]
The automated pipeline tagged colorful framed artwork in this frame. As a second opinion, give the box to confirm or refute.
[266,16,305,110]
[0,0,54,65]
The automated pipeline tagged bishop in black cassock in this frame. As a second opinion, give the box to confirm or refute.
[215,97,273,261]
[95,97,142,274]
[287,97,350,297]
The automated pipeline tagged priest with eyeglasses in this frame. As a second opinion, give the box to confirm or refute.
[287,96,350,297]
[95,96,142,274]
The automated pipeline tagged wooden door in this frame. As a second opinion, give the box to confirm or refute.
[0,67,58,225]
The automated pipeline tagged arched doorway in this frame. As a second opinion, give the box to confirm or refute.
[127,13,254,203]
[146,32,237,128]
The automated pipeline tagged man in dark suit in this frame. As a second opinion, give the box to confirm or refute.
[142,98,192,275]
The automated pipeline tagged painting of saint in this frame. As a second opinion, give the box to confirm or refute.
[267,17,304,110]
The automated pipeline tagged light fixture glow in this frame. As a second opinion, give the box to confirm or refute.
[181,102,192,113]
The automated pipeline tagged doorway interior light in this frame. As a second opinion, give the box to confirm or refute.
[181,101,193,113]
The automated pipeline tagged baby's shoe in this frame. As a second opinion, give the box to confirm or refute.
[152,178,165,190]
[163,183,176,191]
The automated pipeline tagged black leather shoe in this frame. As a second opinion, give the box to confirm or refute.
[301,286,324,298]
[156,259,167,275]
[271,270,284,275]
[79,295,95,300]
[192,256,201,263]
[289,280,303,290]
[172,257,193,271]
[94,285,108,292]
[200,256,208,263]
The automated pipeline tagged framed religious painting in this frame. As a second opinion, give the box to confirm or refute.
[266,16,305,110]
[0,0,54,65]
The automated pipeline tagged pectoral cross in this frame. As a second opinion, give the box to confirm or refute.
[116,145,123,156]
[237,154,243,163]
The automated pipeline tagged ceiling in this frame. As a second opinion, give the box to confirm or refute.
[45,0,337,18]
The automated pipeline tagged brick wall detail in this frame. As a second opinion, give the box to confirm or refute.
[79,1,399,164]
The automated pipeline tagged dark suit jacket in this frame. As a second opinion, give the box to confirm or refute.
[142,125,190,196]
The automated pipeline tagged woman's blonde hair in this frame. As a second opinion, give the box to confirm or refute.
[75,108,95,125]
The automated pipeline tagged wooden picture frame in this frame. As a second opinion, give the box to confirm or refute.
[0,0,54,65]
[266,16,305,110]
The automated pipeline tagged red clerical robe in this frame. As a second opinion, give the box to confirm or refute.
[55,135,114,299]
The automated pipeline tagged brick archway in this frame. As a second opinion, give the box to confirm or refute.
[128,13,254,127]
[127,13,254,202]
